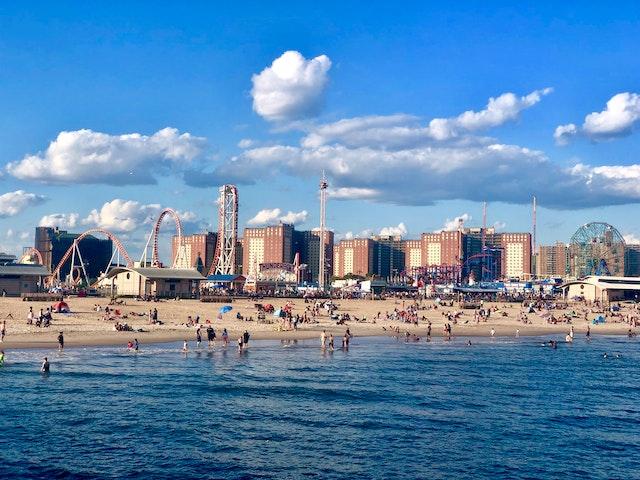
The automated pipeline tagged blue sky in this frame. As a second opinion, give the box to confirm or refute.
[0,2,639,260]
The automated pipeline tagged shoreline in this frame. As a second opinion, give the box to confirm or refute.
[0,324,632,350]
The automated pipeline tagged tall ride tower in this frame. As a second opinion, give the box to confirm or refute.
[209,185,239,275]
[318,173,328,290]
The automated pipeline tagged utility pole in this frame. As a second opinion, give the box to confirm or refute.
[319,172,328,291]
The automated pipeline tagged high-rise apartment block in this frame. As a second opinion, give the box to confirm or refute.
[171,232,217,273]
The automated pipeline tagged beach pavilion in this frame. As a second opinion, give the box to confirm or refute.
[103,266,205,298]
[560,276,640,303]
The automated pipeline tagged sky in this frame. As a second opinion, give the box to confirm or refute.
[0,2,639,262]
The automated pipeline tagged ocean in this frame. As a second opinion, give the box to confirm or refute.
[1,335,639,479]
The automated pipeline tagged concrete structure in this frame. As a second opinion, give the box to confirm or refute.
[625,244,640,276]
[371,235,404,279]
[242,224,294,277]
[0,264,49,296]
[421,231,463,266]
[402,240,422,271]
[537,242,569,277]
[333,239,374,278]
[561,276,640,302]
[293,229,334,283]
[103,266,205,298]
[172,232,217,273]
[499,233,532,278]
[35,226,112,281]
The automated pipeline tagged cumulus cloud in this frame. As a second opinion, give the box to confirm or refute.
[247,207,308,226]
[39,213,80,229]
[8,127,206,184]
[553,123,578,145]
[251,50,332,122]
[555,92,640,144]
[0,190,46,217]
[493,221,507,231]
[438,214,472,232]
[82,199,163,233]
[301,89,551,148]
[378,222,408,237]
[623,233,640,244]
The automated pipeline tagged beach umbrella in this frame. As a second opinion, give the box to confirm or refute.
[219,305,233,314]
[273,309,282,317]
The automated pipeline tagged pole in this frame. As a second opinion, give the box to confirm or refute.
[319,172,328,291]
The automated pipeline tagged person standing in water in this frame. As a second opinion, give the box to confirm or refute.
[196,327,202,348]
[206,326,215,347]
[57,331,64,350]
[237,335,244,351]
[41,357,50,373]
[427,322,432,342]
[328,333,334,350]
[586,325,591,339]
[243,330,250,347]
[182,339,188,352]
[222,328,229,346]
[0,350,4,366]
[320,330,327,349]
[134,338,139,351]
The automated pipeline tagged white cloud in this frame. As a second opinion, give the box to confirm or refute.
[7,127,206,184]
[300,89,551,148]
[555,92,640,144]
[379,222,408,237]
[6,229,13,238]
[247,207,308,226]
[493,221,507,231]
[279,210,308,225]
[623,233,640,244]
[39,213,80,229]
[553,123,578,145]
[251,50,332,122]
[0,190,46,217]
[327,187,380,200]
[82,199,163,233]
[438,214,472,232]
[238,138,255,149]
[20,231,29,240]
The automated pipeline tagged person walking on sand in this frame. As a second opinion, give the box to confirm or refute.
[57,331,64,350]
[1,320,5,342]
[41,357,50,373]
[320,330,327,349]
[27,307,34,325]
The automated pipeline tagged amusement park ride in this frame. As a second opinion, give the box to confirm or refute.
[21,184,242,289]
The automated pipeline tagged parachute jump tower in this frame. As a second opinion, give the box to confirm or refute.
[318,172,328,290]
[209,185,239,275]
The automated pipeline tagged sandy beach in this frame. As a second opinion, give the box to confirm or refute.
[0,295,635,350]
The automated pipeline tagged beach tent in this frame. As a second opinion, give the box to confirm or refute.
[219,305,233,314]
[51,301,70,313]
[273,309,283,317]
[592,315,606,325]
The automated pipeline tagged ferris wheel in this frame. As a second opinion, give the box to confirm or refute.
[569,222,626,277]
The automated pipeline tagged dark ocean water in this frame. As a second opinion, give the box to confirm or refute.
[1,335,639,480]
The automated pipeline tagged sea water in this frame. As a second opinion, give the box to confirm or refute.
[1,336,639,479]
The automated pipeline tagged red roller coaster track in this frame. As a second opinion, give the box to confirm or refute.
[20,247,44,265]
[151,208,183,267]
[47,228,133,284]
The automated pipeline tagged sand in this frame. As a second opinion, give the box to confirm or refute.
[0,296,635,350]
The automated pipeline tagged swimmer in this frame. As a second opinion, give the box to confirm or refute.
[603,352,608,359]
[466,340,472,346]
[565,334,573,343]
[0,350,4,366]
[41,357,50,373]
[127,340,134,350]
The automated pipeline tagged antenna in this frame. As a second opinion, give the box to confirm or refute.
[482,201,487,251]
[318,171,328,290]
[532,195,537,255]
